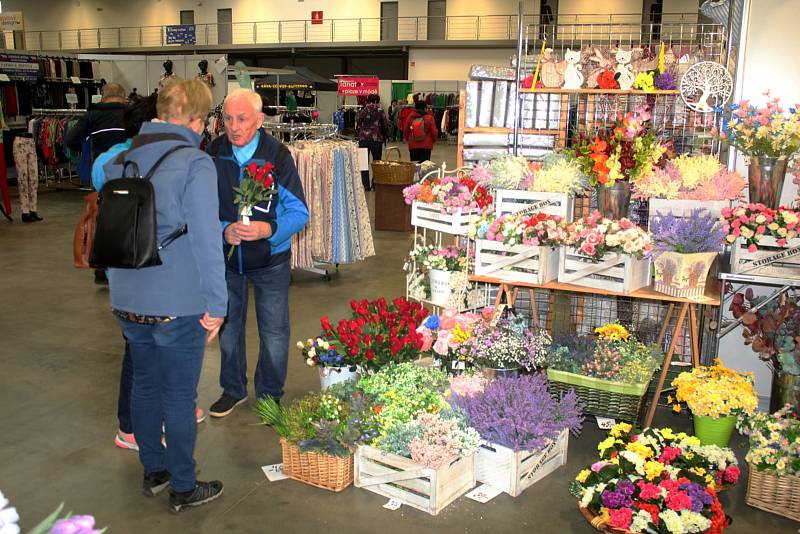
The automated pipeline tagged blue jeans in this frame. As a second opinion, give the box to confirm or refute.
[219,260,291,400]
[119,315,205,492]
[117,340,133,434]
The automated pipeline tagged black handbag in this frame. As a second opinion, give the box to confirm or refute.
[89,144,191,269]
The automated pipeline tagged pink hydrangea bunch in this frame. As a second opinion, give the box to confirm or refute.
[448,373,488,398]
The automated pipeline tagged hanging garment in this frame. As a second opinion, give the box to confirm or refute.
[13,137,38,214]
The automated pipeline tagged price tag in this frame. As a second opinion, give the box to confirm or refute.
[466,483,503,503]
[91,94,102,104]
[70,76,82,84]
[453,361,466,370]
[596,416,616,429]
[0,74,10,82]
[65,93,79,104]
[383,498,402,510]
[261,463,289,481]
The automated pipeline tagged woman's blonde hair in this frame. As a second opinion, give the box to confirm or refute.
[157,78,213,123]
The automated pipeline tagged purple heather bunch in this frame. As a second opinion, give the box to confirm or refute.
[451,374,584,452]
[650,208,725,254]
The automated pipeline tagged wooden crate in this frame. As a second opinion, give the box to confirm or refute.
[495,190,574,221]
[730,236,800,279]
[474,240,559,284]
[411,201,479,235]
[354,445,476,516]
[648,198,729,220]
[557,247,652,293]
[476,428,568,497]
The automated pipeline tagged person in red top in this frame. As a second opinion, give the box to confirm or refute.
[403,100,438,163]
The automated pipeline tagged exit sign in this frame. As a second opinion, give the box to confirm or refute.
[311,11,323,25]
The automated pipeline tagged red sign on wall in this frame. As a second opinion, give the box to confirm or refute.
[337,77,380,96]
[311,11,323,25]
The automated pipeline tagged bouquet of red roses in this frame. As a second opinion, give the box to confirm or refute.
[318,297,429,371]
[228,162,278,259]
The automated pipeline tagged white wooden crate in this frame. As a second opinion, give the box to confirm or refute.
[354,445,476,516]
[495,190,574,221]
[558,247,652,293]
[648,199,729,225]
[476,428,568,497]
[474,240,559,284]
[730,236,800,279]
[411,201,479,235]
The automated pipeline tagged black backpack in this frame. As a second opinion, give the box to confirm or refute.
[89,144,191,269]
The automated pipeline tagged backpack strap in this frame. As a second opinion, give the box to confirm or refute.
[143,144,193,181]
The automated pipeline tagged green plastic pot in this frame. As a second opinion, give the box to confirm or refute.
[693,414,737,447]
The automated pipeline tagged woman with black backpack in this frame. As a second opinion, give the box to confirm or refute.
[403,100,438,163]
[356,94,388,191]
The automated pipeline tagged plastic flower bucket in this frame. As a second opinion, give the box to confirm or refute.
[428,269,452,305]
[693,414,737,447]
[318,366,360,390]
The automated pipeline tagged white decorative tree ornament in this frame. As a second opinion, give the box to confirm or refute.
[680,61,733,113]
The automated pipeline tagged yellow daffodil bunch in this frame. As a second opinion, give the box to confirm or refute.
[671,360,757,418]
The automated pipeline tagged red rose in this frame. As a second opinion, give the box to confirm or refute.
[365,349,375,360]
[263,176,274,188]
[247,162,258,176]
[263,162,274,174]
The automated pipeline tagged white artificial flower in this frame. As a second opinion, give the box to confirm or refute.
[0,491,20,534]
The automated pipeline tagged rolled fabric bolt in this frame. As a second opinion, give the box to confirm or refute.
[465,81,479,128]
[492,81,508,128]
[478,81,494,127]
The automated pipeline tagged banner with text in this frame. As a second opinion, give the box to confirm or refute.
[166,24,196,45]
[0,53,40,82]
[337,77,379,96]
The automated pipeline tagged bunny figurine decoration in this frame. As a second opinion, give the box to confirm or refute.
[615,49,634,90]
[562,48,584,89]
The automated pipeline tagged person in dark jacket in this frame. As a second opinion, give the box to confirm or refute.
[206,88,309,418]
[103,79,227,513]
[356,94,388,190]
[403,100,439,163]
[65,82,128,162]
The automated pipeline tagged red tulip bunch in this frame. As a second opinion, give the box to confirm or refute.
[319,297,429,371]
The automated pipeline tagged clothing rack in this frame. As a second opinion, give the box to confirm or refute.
[31,108,86,115]
[28,109,86,188]
[264,122,337,144]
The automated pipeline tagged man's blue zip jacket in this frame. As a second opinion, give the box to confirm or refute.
[207,130,309,273]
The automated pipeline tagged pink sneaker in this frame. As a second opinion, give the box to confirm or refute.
[196,408,207,424]
[114,430,139,451]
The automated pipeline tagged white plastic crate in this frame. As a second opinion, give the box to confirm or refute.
[495,190,574,220]
[475,428,568,497]
[730,236,800,279]
[474,240,559,285]
[648,199,729,227]
[558,247,652,293]
[411,201,479,235]
[354,446,476,516]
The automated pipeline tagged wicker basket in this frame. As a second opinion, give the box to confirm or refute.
[745,463,800,522]
[372,146,416,185]
[547,369,651,422]
[280,438,354,492]
[579,504,630,533]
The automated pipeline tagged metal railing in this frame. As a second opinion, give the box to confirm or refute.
[9,13,705,51]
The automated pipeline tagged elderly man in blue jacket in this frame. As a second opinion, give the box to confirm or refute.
[207,88,309,418]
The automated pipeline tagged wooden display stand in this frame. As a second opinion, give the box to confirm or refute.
[374,183,412,232]
[469,274,720,428]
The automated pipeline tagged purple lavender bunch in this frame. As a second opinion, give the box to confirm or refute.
[650,208,725,254]
[654,72,677,90]
[451,374,584,452]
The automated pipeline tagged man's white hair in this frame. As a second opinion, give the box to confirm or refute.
[225,88,263,114]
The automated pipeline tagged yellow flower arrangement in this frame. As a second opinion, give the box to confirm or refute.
[450,324,471,344]
[671,360,758,418]
[575,469,591,483]
[594,323,630,342]
[626,440,654,460]
[644,460,666,480]
[610,422,632,438]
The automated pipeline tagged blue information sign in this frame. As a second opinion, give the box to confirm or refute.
[166,24,196,45]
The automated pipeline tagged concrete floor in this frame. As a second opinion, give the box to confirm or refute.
[1,142,798,533]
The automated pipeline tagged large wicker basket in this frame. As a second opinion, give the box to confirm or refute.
[547,369,651,422]
[280,438,354,492]
[745,463,800,522]
[372,146,416,185]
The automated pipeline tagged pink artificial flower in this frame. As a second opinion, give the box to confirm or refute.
[748,244,758,253]
[419,328,434,352]
[439,309,459,330]
[433,331,453,356]
[591,461,611,472]
[608,508,633,530]
[582,243,597,256]
[723,466,740,484]
[666,491,692,511]
[659,446,682,464]
[586,232,603,246]
[637,481,663,501]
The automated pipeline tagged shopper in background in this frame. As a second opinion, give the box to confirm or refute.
[103,79,227,513]
[388,99,400,142]
[66,82,129,285]
[356,93,388,191]
[403,100,438,163]
[91,95,208,454]
[207,88,309,418]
